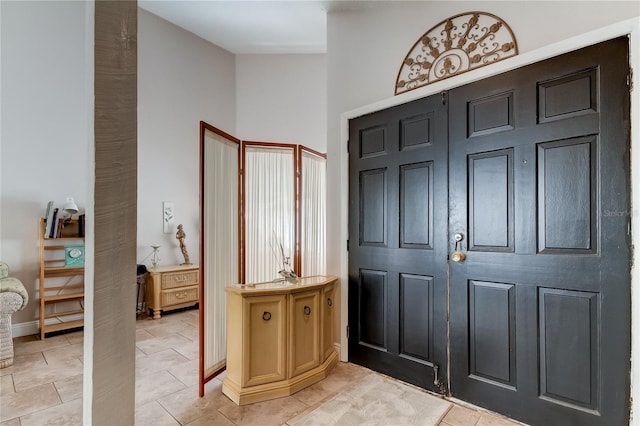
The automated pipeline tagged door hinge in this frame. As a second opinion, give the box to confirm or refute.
[629,67,634,92]
[441,91,447,105]
[347,140,350,153]
[347,239,349,251]
[346,325,350,339]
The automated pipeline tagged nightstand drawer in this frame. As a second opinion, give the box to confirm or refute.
[161,286,199,306]
[161,270,199,289]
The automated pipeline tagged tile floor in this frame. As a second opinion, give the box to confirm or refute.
[0,309,521,425]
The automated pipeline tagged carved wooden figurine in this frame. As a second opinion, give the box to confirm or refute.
[176,224,192,265]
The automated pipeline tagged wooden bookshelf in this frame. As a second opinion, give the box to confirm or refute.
[39,218,84,339]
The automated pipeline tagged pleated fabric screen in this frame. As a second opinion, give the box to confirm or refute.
[243,144,296,283]
[199,124,239,395]
[300,149,326,276]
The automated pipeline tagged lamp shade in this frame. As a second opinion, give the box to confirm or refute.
[63,197,79,215]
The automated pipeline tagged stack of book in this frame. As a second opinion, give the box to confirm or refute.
[43,201,58,239]
[43,201,84,238]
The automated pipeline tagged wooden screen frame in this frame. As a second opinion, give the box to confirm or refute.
[198,121,241,396]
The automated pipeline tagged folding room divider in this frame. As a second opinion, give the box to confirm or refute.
[198,122,327,396]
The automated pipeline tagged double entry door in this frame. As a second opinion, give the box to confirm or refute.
[348,37,630,425]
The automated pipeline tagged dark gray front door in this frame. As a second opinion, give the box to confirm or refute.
[448,37,630,425]
[348,94,449,392]
[348,37,630,425]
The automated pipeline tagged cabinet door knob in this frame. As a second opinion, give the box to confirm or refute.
[262,311,272,321]
[303,305,311,316]
[327,298,333,307]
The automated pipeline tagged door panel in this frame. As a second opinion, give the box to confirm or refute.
[360,169,387,245]
[538,288,599,411]
[321,283,335,361]
[349,94,448,392]
[288,290,320,377]
[244,295,286,387]
[400,162,433,248]
[358,269,386,349]
[399,273,433,363]
[468,149,514,251]
[449,38,630,425]
[537,137,596,253]
[468,280,516,387]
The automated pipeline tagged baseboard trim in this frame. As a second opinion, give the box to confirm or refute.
[12,320,39,338]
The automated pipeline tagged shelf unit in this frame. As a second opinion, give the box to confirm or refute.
[39,218,84,339]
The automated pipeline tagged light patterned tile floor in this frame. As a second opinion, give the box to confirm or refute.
[0,309,522,425]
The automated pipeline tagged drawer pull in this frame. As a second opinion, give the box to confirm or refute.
[262,311,272,321]
[303,305,311,316]
[176,291,187,299]
[173,275,188,282]
[327,298,332,307]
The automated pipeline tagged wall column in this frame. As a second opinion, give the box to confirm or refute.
[91,1,137,423]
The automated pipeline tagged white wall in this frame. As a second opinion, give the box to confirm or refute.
[326,1,639,118]
[0,1,90,326]
[236,54,326,152]
[137,9,236,267]
[0,6,237,331]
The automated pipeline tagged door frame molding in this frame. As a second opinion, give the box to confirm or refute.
[338,15,640,416]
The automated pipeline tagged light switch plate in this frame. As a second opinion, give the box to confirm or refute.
[163,201,174,233]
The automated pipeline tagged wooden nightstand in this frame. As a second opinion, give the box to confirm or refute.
[145,264,199,319]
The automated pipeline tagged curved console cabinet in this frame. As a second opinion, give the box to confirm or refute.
[223,275,338,405]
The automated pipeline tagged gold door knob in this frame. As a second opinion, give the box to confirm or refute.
[451,251,466,262]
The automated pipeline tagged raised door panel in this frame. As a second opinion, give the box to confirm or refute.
[537,137,596,253]
[400,162,433,249]
[360,168,387,246]
[289,290,320,377]
[468,280,516,388]
[468,149,514,252]
[243,295,286,387]
[321,282,336,361]
[399,274,433,364]
[539,288,599,411]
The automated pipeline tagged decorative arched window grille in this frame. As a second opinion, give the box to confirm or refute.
[395,12,518,95]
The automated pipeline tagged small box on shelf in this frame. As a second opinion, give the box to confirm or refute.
[60,220,80,238]
[64,245,85,267]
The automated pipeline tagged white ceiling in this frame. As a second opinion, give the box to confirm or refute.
[138,0,386,54]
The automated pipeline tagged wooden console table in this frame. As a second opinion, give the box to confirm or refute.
[223,275,338,405]
[145,264,199,319]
